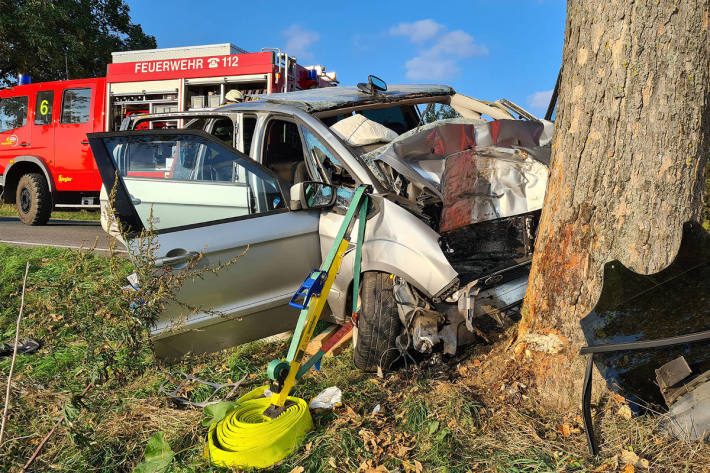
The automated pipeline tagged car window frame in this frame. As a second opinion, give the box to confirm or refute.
[261,116,305,166]
[88,128,290,236]
[205,116,238,149]
[240,113,257,156]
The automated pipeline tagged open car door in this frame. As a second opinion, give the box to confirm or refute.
[88,129,321,358]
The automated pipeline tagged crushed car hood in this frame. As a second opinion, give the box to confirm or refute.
[363,118,551,229]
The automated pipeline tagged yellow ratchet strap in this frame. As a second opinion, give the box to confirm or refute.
[269,237,349,409]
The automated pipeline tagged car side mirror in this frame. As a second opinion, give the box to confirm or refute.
[289,181,337,210]
[369,75,387,92]
[356,75,387,95]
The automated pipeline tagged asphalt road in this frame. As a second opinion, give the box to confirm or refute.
[0,216,127,255]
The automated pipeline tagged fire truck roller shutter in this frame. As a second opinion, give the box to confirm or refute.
[183,74,268,85]
[108,80,181,95]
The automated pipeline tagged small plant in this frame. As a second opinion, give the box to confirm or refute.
[0,181,245,471]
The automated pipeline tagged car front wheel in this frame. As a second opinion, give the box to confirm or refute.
[353,271,403,372]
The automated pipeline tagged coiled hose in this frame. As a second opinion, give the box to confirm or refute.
[207,386,313,468]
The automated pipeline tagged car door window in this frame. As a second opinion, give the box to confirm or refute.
[97,131,284,232]
[210,118,234,146]
[35,91,54,125]
[61,88,91,124]
[0,96,28,132]
[262,119,306,185]
[301,126,356,188]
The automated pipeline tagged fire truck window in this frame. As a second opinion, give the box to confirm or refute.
[301,126,355,187]
[211,118,234,146]
[262,119,305,185]
[242,116,256,155]
[0,96,28,132]
[61,88,91,124]
[34,91,54,125]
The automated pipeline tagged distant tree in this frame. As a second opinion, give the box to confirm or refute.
[0,0,156,86]
[422,104,460,124]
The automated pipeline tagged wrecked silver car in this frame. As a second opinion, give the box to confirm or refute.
[89,79,552,369]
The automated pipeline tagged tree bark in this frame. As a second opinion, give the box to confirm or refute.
[519,0,710,407]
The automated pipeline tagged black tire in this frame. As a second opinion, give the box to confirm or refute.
[353,272,402,371]
[15,173,52,225]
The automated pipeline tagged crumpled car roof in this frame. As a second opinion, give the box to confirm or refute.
[249,84,455,113]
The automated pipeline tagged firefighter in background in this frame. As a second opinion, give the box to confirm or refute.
[224,89,244,104]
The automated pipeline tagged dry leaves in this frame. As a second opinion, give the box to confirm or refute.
[621,463,635,473]
[358,462,389,473]
[402,459,424,473]
[617,405,633,420]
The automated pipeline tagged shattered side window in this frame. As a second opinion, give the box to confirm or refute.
[301,126,356,188]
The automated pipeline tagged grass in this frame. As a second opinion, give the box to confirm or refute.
[0,202,99,221]
[2,243,710,473]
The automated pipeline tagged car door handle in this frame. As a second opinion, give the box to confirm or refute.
[154,250,200,267]
[20,142,30,147]
[81,140,89,145]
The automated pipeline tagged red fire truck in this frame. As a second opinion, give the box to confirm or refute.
[0,43,335,224]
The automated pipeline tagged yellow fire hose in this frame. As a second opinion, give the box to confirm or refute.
[206,185,370,469]
[207,385,313,469]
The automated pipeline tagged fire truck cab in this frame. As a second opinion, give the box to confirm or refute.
[0,78,106,224]
[0,43,335,224]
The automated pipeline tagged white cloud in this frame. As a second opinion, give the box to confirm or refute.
[392,22,488,81]
[282,24,320,60]
[528,90,553,111]
[405,56,459,81]
[389,19,444,43]
[423,30,488,58]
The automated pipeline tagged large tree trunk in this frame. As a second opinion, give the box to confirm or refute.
[518,0,710,408]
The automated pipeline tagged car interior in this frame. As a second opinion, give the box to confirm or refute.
[262,119,307,186]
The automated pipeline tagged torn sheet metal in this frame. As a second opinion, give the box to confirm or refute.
[664,377,710,440]
[366,120,550,227]
[439,147,548,232]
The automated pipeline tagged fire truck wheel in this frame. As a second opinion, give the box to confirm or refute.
[15,173,52,225]
[353,272,402,372]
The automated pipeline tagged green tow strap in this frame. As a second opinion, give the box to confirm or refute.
[286,186,369,363]
[351,195,368,315]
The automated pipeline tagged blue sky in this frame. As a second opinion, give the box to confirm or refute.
[125,0,566,115]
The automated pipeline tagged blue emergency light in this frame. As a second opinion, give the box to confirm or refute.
[17,74,31,85]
